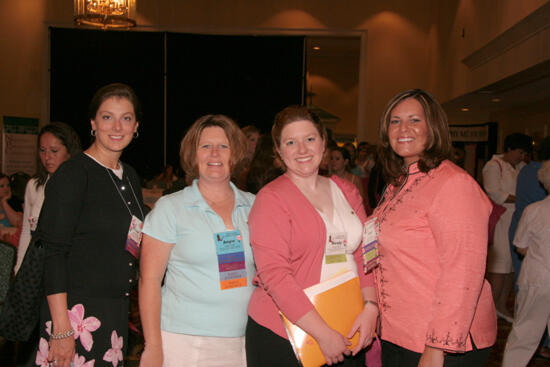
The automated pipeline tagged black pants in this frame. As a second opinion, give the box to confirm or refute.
[246,316,366,367]
[381,339,491,367]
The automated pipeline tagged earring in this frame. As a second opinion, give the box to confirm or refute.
[133,131,139,139]
[90,129,96,137]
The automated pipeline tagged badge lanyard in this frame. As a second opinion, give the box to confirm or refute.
[106,168,144,220]
[106,168,145,258]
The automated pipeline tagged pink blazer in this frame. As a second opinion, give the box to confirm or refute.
[373,160,497,353]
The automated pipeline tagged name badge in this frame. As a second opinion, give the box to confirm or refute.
[325,232,347,264]
[125,215,143,258]
[214,230,247,290]
[362,217,380,272]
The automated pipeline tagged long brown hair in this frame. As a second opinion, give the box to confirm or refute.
[378,89,451,186]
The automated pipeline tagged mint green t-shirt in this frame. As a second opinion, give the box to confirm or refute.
[142,180,255,337]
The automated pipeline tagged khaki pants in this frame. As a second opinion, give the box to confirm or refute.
[502,284,550,367]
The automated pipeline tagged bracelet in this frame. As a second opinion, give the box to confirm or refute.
[364,300,378,308]
[50,328,74,340]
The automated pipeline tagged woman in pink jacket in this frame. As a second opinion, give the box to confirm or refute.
[373,89,497,367]
[245,106,378,367]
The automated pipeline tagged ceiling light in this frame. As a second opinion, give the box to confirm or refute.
[461,107,470,112]
[74,0,137,29]
[313,46,321,50]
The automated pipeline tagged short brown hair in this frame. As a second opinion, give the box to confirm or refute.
[378,89,451,186]
[271,105,327,150]
[180,114,247,180]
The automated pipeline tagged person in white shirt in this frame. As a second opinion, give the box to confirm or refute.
[14,121,81,273]
[502,160,550,367]
[482,133,532,322]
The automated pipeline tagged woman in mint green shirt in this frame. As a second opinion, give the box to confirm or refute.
[139,114,255,367]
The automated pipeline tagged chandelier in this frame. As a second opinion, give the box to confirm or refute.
[74,0,137,29]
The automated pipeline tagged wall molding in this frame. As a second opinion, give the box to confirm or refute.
[462,2,550,69]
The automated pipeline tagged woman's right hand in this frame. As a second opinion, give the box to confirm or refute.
[48,337,75,367]
[139,344,163,367]
[316,327,351,365]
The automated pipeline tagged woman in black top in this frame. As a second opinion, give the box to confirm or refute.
[34,83,145,367]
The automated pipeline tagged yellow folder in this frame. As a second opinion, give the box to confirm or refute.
[280,271,364,367]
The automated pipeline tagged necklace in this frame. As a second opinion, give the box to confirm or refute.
[200,189,234,207]
[375,172,430,233]
[106,168,144,219]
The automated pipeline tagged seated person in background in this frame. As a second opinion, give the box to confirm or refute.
[502,160,550,367]
[0,173,23,227]
[146,164,177,190]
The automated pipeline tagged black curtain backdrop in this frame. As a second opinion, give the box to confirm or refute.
[50,27,165,180]
[166,33,304,169]
[50,28,304,178]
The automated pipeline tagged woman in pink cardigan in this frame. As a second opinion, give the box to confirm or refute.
[245,106,378,366]
[373,89,497,366]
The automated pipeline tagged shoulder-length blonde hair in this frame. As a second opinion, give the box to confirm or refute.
[378,89,452,186]
[180,114,247,181]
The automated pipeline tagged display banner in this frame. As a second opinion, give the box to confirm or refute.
[449,124,489,142]
[2,116,39,175]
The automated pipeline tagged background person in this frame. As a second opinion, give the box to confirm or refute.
[139,115,255,367]
[14,121,81,274]
[245,134,283,194]
[33,83,145,367]
[329,146,364,199]
[0,173,23,228]
[374,89,496,367]
[242,125,260,163]
[246,106,378,367]
[508,136,550,286]
[482,133,533,322]
[502,160,550,367]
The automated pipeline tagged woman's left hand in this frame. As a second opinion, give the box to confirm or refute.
[347,302,378,356]
[418,346,445,367]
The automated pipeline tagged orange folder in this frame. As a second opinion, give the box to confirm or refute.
[280,271,364,367]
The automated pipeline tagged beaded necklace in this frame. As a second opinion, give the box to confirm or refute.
[375,171,431,234]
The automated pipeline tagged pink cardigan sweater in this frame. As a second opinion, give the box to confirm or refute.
[247,174,373,339]
[373,160,497,353]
